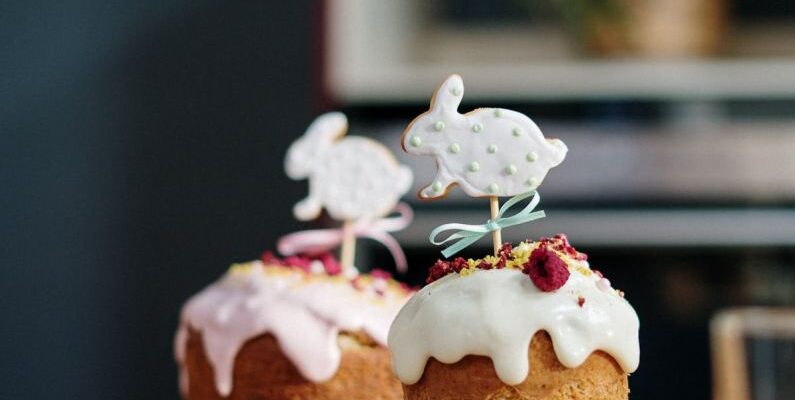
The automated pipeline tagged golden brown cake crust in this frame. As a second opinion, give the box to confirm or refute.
[402,331,629,400]
[182,329,402,400]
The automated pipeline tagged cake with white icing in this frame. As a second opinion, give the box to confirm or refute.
[388,235,640,399]
[175,252,412,400]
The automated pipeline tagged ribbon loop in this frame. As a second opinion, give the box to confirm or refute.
[277,203,413,272]
[428,191,546,258]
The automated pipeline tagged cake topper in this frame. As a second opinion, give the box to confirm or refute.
[281,112,414,271]
[402,75,566,256]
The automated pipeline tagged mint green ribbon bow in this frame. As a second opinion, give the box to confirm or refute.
[429,191,546,258]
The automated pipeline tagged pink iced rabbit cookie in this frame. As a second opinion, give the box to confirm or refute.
[401,74,567,199]
[286,112,413,221]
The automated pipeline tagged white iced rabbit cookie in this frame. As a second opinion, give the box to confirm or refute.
[286,112,413,220]
[402,75,568,199]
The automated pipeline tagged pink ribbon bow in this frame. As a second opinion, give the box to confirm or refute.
[277,203,413,273]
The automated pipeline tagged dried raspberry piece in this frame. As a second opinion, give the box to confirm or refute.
[498,243,513,259]
[426,259,452,283]
[523,245,570,292]
[578,296,586,307]
[316,252,341,275]
[477,259,494,270]
[450,257,469,273]
[261,251,282,265]
[370,269,392,280]
[282,255,312,272]
[539,234,588,261]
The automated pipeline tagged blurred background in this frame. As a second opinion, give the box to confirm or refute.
[1,0,794,399]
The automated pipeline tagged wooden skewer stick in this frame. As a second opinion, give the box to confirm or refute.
[489,196,501,256]
[340,220,356,270]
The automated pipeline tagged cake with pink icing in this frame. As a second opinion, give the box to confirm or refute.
[388,235,640,399]
[175,252,412,400]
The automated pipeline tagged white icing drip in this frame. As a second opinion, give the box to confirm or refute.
[388,267,639,385]
[175,261,409,397]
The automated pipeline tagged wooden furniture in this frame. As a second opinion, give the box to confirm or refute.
[711,307,795,400]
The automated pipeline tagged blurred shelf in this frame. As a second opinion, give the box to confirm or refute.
[394,208,795,248]
[326,1,795,103]
[328,59,795,103]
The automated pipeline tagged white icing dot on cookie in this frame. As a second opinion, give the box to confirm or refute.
[526,177,539,187]
[431,181,442,192]
[472,123,483,133]
[487,144,498,154]
[494,109,502,117]
[410,136,422,147]
[512,127,522,137]
[449,143,461,154]
[434,121,445,132]
[488,183,500,193]
[468,161,480,172]
[526,151,538,162]
[505,164,517,175]
[452,87,462,96]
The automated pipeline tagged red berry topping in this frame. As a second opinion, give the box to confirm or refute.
[498,243,513,259]
[261,251,281,265]
[316,252,342,275]
[539,234,588,261]
[477,259,494,270]
[578,296,586,307]
[450,257,469,273]
[427,259,452,283]
[370,269,393,280]
[523,245,570,292]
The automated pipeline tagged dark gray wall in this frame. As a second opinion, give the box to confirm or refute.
[1,1,314,398]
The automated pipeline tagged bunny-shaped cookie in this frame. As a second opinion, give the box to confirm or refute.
[402,75,567,199]
[286,112,413,221]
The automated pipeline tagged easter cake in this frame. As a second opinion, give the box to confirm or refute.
[390,75,640,399]
[388,236,639,399]
[174,112,415,399]
[175,253,412,400]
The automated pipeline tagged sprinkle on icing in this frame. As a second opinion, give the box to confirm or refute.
[448,143,460,154]
[388,235,639,386]
[434,121,445,131]
[468,161,480,172]
[175,254,412,397]
[487,144,498,154]
[472,122,484,133]
[410,136,422,147]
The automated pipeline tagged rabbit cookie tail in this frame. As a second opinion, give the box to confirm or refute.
[547,138,568,167]
[396,165,414,197]
[293,195,323,221]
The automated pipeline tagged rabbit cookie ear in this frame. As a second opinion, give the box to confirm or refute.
[430,74,464,113]
[304,112,348,142]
